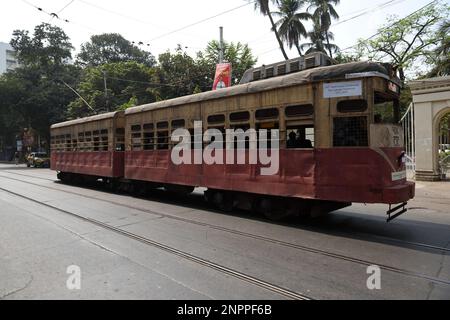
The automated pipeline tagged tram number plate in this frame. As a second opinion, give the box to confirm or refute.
[392,171,407,181]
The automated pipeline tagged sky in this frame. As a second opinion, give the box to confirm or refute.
[0,0,445,66]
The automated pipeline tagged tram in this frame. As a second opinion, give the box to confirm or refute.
[51,53,415,221]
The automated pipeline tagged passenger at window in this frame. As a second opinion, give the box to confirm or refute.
[296,129,313,149]
[287,132,297,149]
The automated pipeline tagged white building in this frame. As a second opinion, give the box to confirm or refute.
[0,42,19,75]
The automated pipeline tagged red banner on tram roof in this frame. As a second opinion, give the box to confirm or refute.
[212,63,232,91]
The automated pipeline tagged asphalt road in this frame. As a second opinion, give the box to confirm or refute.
[0,164,449,300]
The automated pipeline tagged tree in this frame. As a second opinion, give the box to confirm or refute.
[307,0,340,59]
[273,0,312,56]
[4,23,79,147]
[200,40,257,84]
[355,3,448,84]
[427,19,450,77]
[252,0,290,60]
[11,23,73,68]
[301,17,338,55]
[77,33,156,67]
[68,62,159,118]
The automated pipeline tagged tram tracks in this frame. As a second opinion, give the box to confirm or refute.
[2,170,450,255]
[0,171,449,288]
[0,184,312,301]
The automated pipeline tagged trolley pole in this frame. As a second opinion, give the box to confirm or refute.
[219,26,224,64]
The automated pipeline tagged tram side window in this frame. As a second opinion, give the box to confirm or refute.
[100,129,108,151]
[131,125,142,151]
[143,124,154,151]
[256,108,280,149]
[286,126,314,149]
[78,133,85,152]
[230,111,251,149]
[157,121,169,150]
[65,134,71,152]
[84,132,92,152]
[374,92,396,124]
[115,128,125,151]
[93,130,100,152]
[333,116,368,147]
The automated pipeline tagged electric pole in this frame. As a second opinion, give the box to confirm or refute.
[219,26,224,64]
[102,70,108,111]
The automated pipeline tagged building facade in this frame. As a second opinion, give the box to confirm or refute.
[0,42,19,75]
[410,76,450,181]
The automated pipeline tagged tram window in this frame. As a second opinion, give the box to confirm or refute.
[157,121,169,129]
[337,99,368,113]
[143,123,153,131]
[131,125,141,132]
[257,122,279,149]
[143,132,155,150]
[93,137,100,151]
[333,116,368,147]
[374,92,396,124]
[115,128,125,151]
[208,114,225,125]
[171,119,185,129]
[230,111,250,122]
[157,131,169,150]
[277,64,286,75]
[256,108,279,120]
[285,104,314,117]
[72,139,78,151]
[100,129,108,151]
[101,137,108,151]
[230,124,251,149]
[131,132,142,151]
[65,134,71,152]
[286,126,314,149]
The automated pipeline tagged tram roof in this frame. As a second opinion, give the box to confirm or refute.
[126,61,395,115]
[51,111,121,129]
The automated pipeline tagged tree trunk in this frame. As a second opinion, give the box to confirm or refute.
[398,67,406,86]
[325,32,333,59]
[267,13,289,60]
[295,43,303,57]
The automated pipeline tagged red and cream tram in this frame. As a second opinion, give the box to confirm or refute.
[51,54,415,221]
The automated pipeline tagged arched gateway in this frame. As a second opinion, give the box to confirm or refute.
[410,76,450,181]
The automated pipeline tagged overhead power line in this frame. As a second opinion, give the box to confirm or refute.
[147,1,256,42]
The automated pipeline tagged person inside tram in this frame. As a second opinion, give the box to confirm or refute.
[296,128,313,149]
[287,131,297,149]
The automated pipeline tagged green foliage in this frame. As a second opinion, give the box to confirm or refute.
[2,23,79,147]
[77,33,156,67]
[272,0,312,56]
[68,61,159,118]
[427,19,450,77]
[200,40,257,84]
[354,3,448,83]
[11,23,73,67]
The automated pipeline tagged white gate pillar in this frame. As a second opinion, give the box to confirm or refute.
[410,76,450,181]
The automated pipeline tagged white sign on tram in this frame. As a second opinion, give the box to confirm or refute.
[324,80,362,98]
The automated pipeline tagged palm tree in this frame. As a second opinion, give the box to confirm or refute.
[307,0,340,58]
[253,0,290,60]
[273,0,312,56]
[300,18,338,55]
